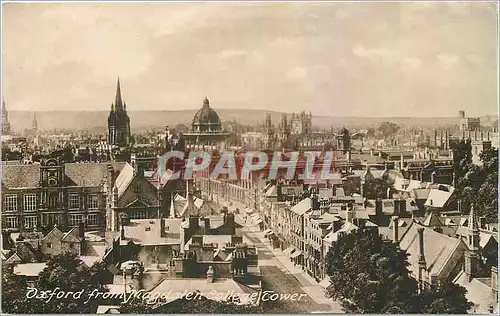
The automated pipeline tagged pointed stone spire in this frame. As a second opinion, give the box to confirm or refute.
[32,112,38,131]
[468,204,479,232]
[115,77,123,111]
[110,103,115,112]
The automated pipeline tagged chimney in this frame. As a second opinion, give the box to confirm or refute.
[206,265,215,283]
[370,149,374,156]
[311,194,320,211]
[392,216,399,243]
[431,171,437,184]
[160,218,166,238]
[386,187,391,199]
[375,199,383,217]
[479,216,486,229]
[346,204,355,223]
[224,213,235,235]
[417,227,427,286]
[277,184,283,202]
[107,164,116,189]
[346,150,351,162]
[400,154,405,170]
[120,224,125,239]
[78,221,85,241]
[189,216,199,230]
[204,218,211,233]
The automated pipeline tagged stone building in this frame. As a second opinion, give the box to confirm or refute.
[183,97,229,148]
[1,159,126,233]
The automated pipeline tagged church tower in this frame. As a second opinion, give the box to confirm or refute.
[465,205,481,280]
[2,99,12,135]
[107,78,131,147]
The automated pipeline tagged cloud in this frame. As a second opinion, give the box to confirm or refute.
[2,2,497,117]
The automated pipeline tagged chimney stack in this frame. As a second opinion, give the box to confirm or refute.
[311,194,320,211]
[431,171,437,184]
[479,216,486,229]
[392,216,399,243]
[160,217,166,238]
[417,227,427,289]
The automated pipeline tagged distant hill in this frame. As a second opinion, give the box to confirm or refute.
[7,109,493,133]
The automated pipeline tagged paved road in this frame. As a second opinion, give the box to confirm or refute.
[238,221,343,313]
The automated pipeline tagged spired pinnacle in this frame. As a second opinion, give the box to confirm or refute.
[115,77,123,110]
[203,97,209,107]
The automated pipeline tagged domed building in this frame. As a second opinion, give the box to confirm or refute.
[184,97,229,148]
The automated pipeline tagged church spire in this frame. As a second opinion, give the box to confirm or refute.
[32,112,38,132]
[115,77,123,111]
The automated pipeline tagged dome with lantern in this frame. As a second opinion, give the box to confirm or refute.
[191,97,222,133]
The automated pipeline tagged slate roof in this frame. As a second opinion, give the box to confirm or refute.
[1,162,126,189]
[13,262,47,277]
[399,221,464,279]
[114,163,135,198]
[121,219,181,246]
[424,189,453,208]
[454,271,495,313]
[290,198,311,216]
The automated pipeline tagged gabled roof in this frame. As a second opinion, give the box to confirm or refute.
[290,198,311,216]
[399,221,464,278]
[61,228,81,243]
[423,212,443,227]
[424,189,453,208]
[114,163,135,198]
[1,162,126,189]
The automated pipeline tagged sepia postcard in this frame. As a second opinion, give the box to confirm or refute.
[1,1,498,314]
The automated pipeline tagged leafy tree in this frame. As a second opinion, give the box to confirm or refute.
[454,145,498,222]
[419,281,473,314]
[325,228,418,313]
[1,264,31,313]
[378,122,400,137]
[325,228,473,314]
[2,253,112,314]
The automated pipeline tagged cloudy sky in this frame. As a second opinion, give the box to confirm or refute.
[2,2,498,117]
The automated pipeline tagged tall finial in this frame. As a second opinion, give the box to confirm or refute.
[110,103,115,112]
[468,205,479,231]
[203,97,209,107]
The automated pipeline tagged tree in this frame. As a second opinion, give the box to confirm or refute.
[325,229,419,313]
[325,228,473,314]
[419,281,473,314]
[6,253,112,314]
[378,122,400,137]
[1,264,31,313]
[454,145,498,222]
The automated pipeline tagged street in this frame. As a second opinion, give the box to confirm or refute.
[235,214,344,313]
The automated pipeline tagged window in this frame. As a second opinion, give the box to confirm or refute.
[134,184,141,193]
[69,243,74,249]
[24,216,37,229]
[46,242,52,249]
[87,194,99,210]
[24,194,37,212]
[130,210,147,219]
[5,217,18,229]
[69,214,83,226]
[4,195,18,212]
[69,194,80,210]
[86,213,99,226]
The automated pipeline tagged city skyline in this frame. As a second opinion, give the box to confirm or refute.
[2,2,498,117]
